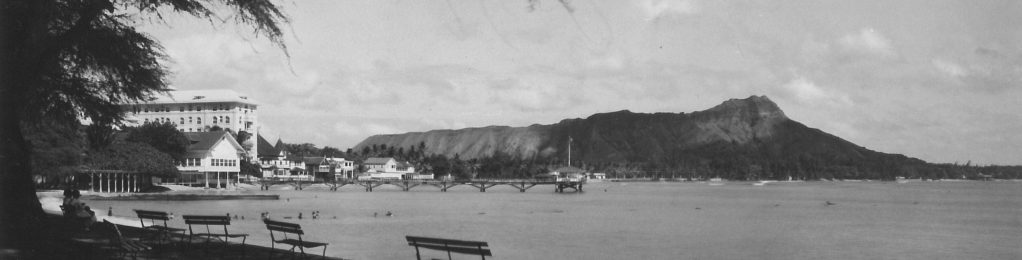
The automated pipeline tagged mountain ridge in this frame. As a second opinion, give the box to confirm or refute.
[354,95,926,179]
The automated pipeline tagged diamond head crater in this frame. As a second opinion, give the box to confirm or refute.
[355,95,1022,181]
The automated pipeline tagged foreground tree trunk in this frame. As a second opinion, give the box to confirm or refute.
[1,1,49,250]
[0,89,45,251]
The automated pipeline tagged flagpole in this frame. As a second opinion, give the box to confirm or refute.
[567,136,572,167]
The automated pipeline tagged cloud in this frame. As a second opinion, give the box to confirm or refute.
[364,123,403,136]
[780,76,852,106]
[639,0,699,21]
[487,77,573,112]
[839,28,894,56]
[932,59,969,77]
[929,47,1022,92]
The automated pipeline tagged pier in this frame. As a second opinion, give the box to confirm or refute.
[260,179,585,193]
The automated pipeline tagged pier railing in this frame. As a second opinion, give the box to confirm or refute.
[259,178,585,193]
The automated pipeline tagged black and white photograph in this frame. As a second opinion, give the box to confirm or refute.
[2,0,1021,259]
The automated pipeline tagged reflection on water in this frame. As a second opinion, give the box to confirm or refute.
[84,181,1022,260]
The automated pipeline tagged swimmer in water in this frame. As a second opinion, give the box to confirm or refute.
[385,211,393,217]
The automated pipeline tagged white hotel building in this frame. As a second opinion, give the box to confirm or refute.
[120,89,259,159]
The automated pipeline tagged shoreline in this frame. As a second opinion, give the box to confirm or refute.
[84,194,279,201]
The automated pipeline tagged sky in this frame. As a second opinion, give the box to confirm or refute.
[140,0,1022,165]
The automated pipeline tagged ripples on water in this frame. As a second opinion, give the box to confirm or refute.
[84,181,1022,260]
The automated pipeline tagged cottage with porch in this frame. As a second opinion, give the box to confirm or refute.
[175,131,246,189]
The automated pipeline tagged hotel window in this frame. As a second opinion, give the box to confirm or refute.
[179,106,184,112]
[225,116,230,124]
[212,117,217,124]
[197,117,201,124]
[188,117,193,123]
[179,117,184,124]
[144,118,149,123]
[188,128,192,132]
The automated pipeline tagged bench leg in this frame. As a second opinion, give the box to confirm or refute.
[267,242,275,260]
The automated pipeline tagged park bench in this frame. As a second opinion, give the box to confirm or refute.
[263,219,329,259]
[182,215,249,255]
[134,209,185,245]
[406,236,492,260]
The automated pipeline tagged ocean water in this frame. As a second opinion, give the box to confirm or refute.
[81,181,1022,259]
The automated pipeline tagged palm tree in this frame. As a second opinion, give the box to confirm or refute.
[0,0,287,251]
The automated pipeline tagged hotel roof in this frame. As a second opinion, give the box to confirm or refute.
[136,89,258,105]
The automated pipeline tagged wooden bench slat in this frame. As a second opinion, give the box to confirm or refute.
[406,236,492,259]
[410,244,492,256]
[142,226,185,232]
[406,236,489,247]
[184,220,232,225]
[277,238,329,248]
[182,215,232,225]
[264,219,305,234]
[135,211,171,220]
[188,233,249,238]
[263,219,302,228]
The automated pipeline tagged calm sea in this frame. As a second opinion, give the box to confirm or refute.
[81,181,1022,259]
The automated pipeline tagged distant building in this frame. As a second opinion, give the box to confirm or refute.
[364,157,398,172]
[174,131,246,189]
[120,89,259,159]
[303,157,329,181]
[550,166,586,182]
[256,135,310,181]
[363,157,416,179]
[327,157,356,180]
